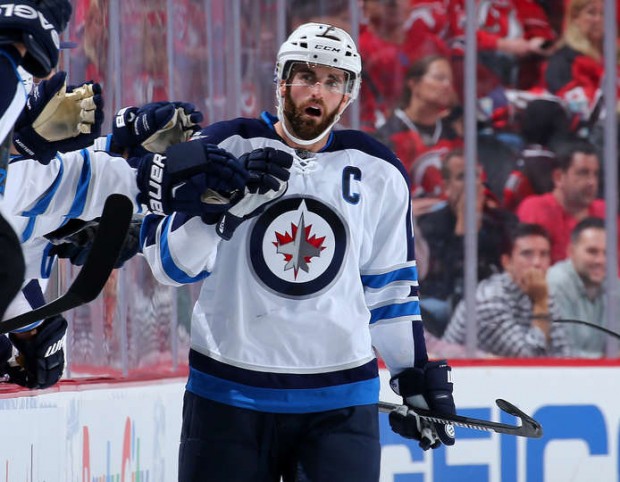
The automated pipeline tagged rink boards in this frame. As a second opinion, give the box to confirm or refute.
[1,361,619,482]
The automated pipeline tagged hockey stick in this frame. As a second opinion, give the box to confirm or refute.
[0,127,13,197]
[554,318,620,341]
[0,194,133,334]
[378,398,543,438]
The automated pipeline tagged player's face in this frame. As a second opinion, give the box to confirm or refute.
[557,153,599,209]
[570,227,606,286]
[281,64,349,141]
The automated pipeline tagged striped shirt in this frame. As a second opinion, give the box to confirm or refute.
[443,272,572,357]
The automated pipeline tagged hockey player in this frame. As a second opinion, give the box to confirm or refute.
[0,0,73,317]
[1,93,246,389]
[0,0,73,379]
[140,23,458,481]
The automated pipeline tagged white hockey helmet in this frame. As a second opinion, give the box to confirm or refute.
[276,23,362,101]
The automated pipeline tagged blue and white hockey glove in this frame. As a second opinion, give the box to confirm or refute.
[13,71,104,164]
[388,360,456,450]
[0,0,73,77]
[216,147,293,240]
[135,139,248,217]
[113,101,203,155]
[7,314,67,389]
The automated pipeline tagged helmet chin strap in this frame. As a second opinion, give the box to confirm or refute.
[276,92,351,147]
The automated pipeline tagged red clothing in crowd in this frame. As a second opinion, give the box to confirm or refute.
[358,23,448,132]
[516,192,606,264]
[545,46,620,125]
[411,0,556,93]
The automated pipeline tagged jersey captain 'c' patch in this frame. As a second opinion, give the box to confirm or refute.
[248,196,348,298]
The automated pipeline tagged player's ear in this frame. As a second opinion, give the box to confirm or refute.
[278,81,287,98]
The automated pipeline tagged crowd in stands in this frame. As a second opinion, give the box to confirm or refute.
[357,0,618,359]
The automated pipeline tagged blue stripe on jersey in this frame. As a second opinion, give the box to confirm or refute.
[369,300,421,324]
[160,215,210,284]
[64,149,91,219]
[20,155,64,242]
[361,265,418,289]
[186,368,380,413]
[41,242,55,278]
[188,350,379,413]
[21,155,64,217]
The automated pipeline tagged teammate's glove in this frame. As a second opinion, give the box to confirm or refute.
[0,0,73,77]
[13,71,104,164]
[388,360,456,450]
[45,216,142,268]
[135,140,248,217]
[113,102,203,154]
[215,147,293,240]
[7,315,67,389]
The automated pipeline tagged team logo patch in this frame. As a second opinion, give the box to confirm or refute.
[249,197,347,298]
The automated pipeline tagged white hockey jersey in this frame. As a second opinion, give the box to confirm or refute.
[142,112,429,413]
[2,136,141,326]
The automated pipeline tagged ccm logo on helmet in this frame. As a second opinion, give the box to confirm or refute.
[315,44,341,52]
[0,4,56,31]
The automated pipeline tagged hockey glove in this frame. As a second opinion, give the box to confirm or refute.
[113,102,203,154]
[388,360,456,450]
[45,216,142,268]
[215,147,293,240]
[0,0,72,77]
[13,71,104,164]
[135,140,248,217]
[7,314,67,389]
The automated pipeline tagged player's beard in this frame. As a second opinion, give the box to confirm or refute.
[283,88,339,141]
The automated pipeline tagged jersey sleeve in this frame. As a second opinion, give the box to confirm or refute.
[365,162,428,376]
[140,212,222,286]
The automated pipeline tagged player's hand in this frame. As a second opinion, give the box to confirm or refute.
[13,71,104,164]
[388,360,456,450]
[215,147,293,240]
[135,140,248,217]
[113,102,204,154]
[45,216,142,268]
[7,315,67,389]
[0,0,73,77]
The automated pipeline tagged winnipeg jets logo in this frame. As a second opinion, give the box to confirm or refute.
[274,213,326,279]
[249,196,347,298]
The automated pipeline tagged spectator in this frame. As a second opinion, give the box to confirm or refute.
[516,139,605,264]
[376,55,461,201]
[502,98,572,211]
[416,148,517,336]
[359,0,448,131]
[544,0,618,131]
[442,223,572,357]
[547,217,607,358]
